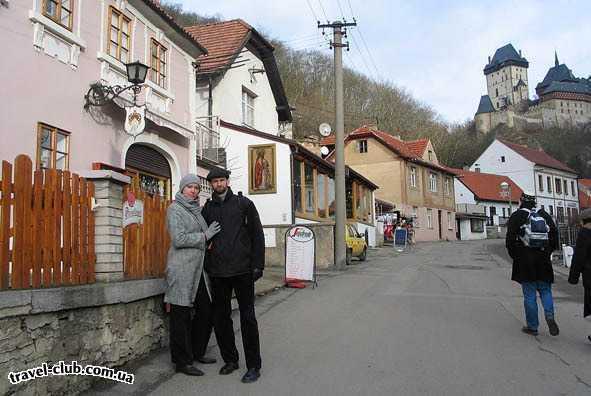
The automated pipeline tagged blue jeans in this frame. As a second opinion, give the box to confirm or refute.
[521,281,555,330]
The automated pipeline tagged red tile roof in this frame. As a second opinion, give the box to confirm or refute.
[337,126,453,174]
[405,138,429,157]
[186,19,264,74]
[140,0,207,55]
[320,136,335,146]
[451,168,523,203]
[498,139,576,173]
[579,179,591,209]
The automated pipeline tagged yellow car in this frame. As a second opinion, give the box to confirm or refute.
[346,224,367,264]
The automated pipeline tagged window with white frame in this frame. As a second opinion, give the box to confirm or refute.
[429,173,437,192]
[447,212,453,229]
[427,209,433,229]
[242,89,255,127]
[538,174,544,192]
[410,167,417,188]
[563,180,568,196]
[444,177,451,195]
[150,38,167,88]
[412,206,419,227]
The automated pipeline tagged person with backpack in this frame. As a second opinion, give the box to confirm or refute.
[567,208,591,343]
[201,168,265,383]
[164,174,221,376]
[506,192,559,336]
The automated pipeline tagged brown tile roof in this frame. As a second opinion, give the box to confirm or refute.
[498,139,576,173]
[579,179,591,209]
[140,0,207,54]
[405,138,429,157]
[320,135,336,146]
[451,168,523,203]
[323,126,452,175]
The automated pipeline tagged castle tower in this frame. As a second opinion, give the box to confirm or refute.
[483,44,529,110]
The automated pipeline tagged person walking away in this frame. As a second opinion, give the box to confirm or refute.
[202,168,265,383]
[506,192,559,336]
[568,208,591,343]
[164,174,221,376]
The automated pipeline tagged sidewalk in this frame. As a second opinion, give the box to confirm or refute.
[84,267,307,396]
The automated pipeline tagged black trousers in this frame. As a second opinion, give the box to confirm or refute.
[169,274,214,366]
[211,273,261,369]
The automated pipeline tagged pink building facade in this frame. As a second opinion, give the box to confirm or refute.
[0,0,210,196]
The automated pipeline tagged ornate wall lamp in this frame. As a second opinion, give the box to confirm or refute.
[84,61,149,109]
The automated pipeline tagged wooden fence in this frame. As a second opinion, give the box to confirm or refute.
[0,155,95,290]
[123,176,170,279]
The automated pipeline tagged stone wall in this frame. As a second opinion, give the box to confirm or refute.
[0,279,168,396]
[264,223,335,270]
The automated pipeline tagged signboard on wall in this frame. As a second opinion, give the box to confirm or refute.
[123,192,144,227]
[285,226,316,283]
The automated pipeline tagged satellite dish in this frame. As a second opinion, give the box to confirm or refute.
[320,146,330,156]
[318,123,332,137]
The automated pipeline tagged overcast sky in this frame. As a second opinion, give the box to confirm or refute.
[178,0,591,124]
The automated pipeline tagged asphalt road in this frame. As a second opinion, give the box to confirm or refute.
[95,240,591,396]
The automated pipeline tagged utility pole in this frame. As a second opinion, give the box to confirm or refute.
[318,20,356,269]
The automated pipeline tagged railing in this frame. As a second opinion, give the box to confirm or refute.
[195,116,222,164]
[0,155,95,290]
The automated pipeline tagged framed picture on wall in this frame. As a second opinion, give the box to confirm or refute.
[248,144,277,194]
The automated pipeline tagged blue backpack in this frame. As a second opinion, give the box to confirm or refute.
[519,208,550,249]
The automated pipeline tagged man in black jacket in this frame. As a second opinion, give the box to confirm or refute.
[568,208,591,343]
[506,192,559,337]
[202,168,265,383]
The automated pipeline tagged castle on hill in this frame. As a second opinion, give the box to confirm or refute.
[474,43,591,133]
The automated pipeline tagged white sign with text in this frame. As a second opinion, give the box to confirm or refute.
[285,226,315,281]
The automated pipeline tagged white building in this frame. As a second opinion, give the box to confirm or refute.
[471,139,579,224]
[186,20,378,244]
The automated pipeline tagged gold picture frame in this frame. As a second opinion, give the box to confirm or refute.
[248,144,277,194]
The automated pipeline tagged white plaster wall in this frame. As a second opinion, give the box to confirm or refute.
[471,140,535,193]
[459,219,487,240]
[220,126,292,226]
[197,48,280,134]
[454,180,477,205]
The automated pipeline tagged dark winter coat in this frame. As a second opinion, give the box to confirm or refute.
[568,227,591,317]
[202,188,265,278]
[506,207,558,284]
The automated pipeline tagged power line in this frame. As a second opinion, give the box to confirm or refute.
[336,0,347,20]
[316,0,329,22]
[345,0,382,80]
[305,0,321,22]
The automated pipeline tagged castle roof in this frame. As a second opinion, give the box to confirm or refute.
[536,63,577,92]
[484,44,528,75]
[475,95,495,115]
[543,80,591,95]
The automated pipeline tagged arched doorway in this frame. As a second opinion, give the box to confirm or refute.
[125,144,172,199]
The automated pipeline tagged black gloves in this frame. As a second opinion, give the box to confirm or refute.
[253,268,263,282]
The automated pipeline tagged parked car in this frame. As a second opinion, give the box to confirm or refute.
[346,224,367,264]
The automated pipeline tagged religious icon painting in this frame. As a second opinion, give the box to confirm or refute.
[248,144,277,194]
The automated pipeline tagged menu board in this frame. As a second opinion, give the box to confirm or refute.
[285,226,315,281]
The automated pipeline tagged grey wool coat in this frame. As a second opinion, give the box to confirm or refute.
[163,201,211,307]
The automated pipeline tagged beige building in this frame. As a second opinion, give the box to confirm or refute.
[475,45,591,133]
[326,126,456,242]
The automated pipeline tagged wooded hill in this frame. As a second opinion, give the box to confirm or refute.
[162,2,591,178]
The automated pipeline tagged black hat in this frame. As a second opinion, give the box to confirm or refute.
[520,192,536,204]
[206,167,230,181]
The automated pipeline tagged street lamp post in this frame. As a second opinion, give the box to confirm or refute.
[84,61,149,108]
[500,181,512,218]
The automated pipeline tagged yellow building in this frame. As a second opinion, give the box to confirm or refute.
[326,126,456,242]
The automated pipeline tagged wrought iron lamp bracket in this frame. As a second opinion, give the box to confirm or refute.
[84,82,143,109]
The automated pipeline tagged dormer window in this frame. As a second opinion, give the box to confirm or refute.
[358,140,368,153]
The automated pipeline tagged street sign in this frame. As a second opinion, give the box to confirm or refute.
[285,226,317,286]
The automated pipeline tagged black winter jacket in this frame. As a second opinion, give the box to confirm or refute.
[569,228,591,288]
[202,188,265,278]
[505,207,558,284]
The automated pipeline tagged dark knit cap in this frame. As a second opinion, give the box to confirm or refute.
[580,208,591,222]
[206,167,230,181]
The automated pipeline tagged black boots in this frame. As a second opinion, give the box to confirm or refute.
[176,365,204,376]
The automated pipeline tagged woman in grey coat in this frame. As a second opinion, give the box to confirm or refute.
[164,174,221,376]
